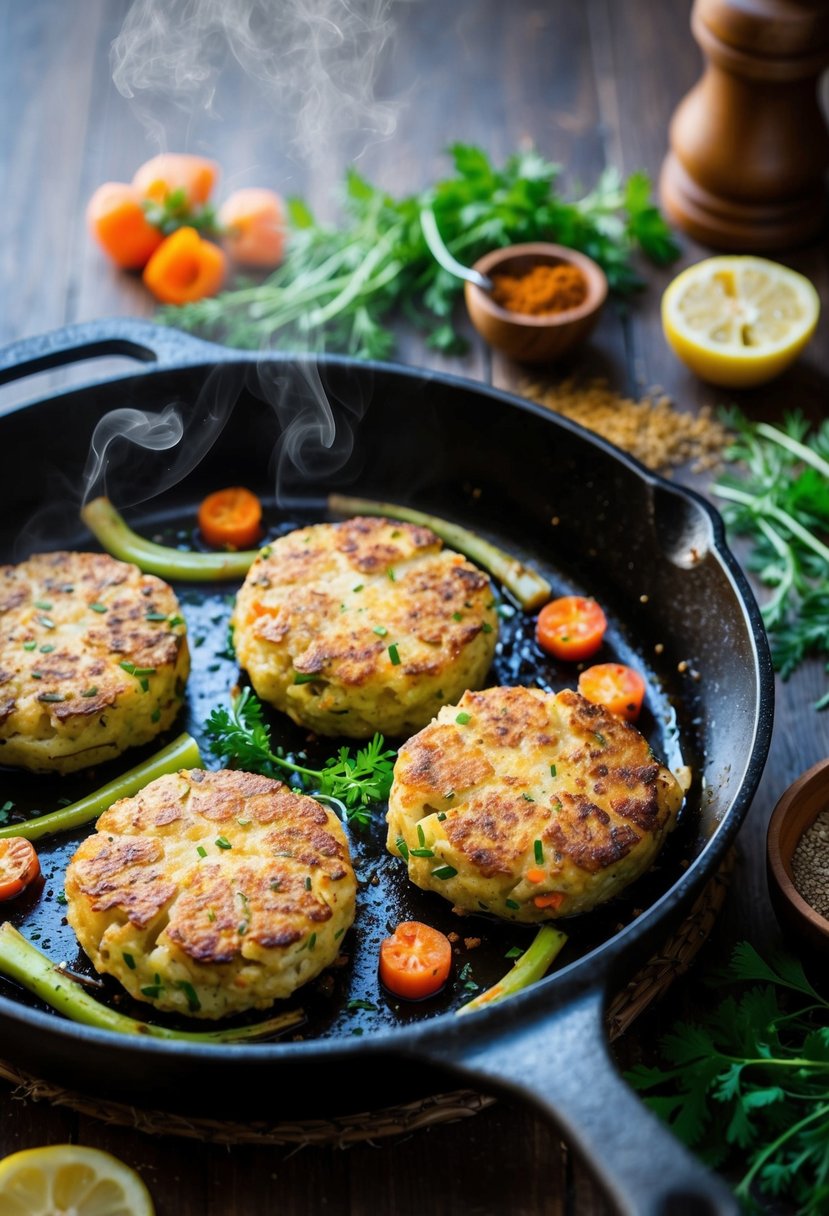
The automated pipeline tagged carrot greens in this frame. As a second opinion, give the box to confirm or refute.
[157,144,678,358]
[627,941,829,1215]
[204,687,395,826]
[712,410,829,708]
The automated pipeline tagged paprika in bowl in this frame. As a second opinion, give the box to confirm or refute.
[464,242,607,364]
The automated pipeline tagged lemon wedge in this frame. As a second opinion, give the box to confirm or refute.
[661,255,819,388]
[0,1145,155,1216]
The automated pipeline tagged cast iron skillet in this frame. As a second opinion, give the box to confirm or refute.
[0,320,773,1216]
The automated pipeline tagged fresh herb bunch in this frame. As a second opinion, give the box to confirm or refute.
[158,143,679,357]
[712,410,829,708]
[204,686,396,825]
[143,186,220,238]
[628,942,829,1214]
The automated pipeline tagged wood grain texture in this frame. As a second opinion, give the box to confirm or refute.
[0,1,826,1213]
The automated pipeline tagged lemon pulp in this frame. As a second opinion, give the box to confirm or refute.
[661,255,819,388]
[0,1145,155,1216]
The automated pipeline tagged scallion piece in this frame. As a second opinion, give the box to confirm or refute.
[0,924,302,1043]
[457,925,568,1015]
[81,496,260,582]
[327,494,552,611]
[0,733,202,842]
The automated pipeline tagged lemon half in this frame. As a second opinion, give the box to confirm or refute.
[0,1145,155,1216]
[661,255,819,388]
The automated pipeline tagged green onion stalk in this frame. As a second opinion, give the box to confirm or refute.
[0,924,302,1043]
[457,925,568,1014]
[0,732,202,842]
[81,497,260,581]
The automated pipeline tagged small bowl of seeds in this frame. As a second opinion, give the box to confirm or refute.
[767,758,829,961]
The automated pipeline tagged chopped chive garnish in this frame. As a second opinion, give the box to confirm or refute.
[145,611,168,621]
[33,601,52,611]
[23,641,36,651]
[594,732,607,746]
[534,839,544,864]
[373,625,388,637]
[522,792,535,802]
[37,615,55,630]
[293,671,318,685]
[123,952,136,970]
[396,836,410,861]
[197,845,207,858]
[39,644,55,653]
[151,708,161,722]
[505,946,524,960]
[444,790,455,800]
[37,693,65,703]
[81,686,98,698]
[207,909,216,922]
[352,584,364,592]
[388,643,400,665]
[432,864,458,880]
[168,615,184,628]
[550,764,557,777]
[119,661,136,675]
[56,893,68,906]
[481,621,493,633]
[437,811,447,821]
[346,998,377,1012]
[455,712,471,725]
[133,667,156,677]
[307,933,317,951]
[177,981,201,1012]
[416,824,426,847]
[505,898,520,910]
[304,876,312,891]
[215,836,232,850]
[31,670,42,680]
[387,568,396,581]
[452,611,463,622]
[89,603,107,614]
[410,847,435,858]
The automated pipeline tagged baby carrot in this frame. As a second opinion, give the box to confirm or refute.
[86,182,164,269]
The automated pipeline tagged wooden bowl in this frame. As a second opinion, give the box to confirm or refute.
[767,758,829,961]
[464,243,608,364]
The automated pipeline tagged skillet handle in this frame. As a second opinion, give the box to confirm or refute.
[420,987,738,1216]
[0,319,225,387]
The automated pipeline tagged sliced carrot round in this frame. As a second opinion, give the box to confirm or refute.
[0,837,41,901]
[535,595,607,661]
[578,662,646,721]
[198,487,263,550]
[86,182,164,270]
[142,227,227,305]
[379,920,452,1001]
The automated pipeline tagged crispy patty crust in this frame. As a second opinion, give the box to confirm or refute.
[232,517,499,738]
[65,768,357,1019]
[386,685,684,922]
[0,551,188,773]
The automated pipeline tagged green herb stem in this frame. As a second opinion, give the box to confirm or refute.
[327,494,551,611]
[457,925,567,1015]
[713,483,829,567]
[0,733,202,842]
[82,497,260,581]
[735,1103,829,1202]
[0,924,302,1042]
[755,422,829,481]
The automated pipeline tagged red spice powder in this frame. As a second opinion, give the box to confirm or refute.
[491,261,588,316]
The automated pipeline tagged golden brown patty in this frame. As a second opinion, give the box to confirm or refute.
[232,517,499,738]
[0,551,188,773]
[65,767,357,1019]
[386,685,684,922]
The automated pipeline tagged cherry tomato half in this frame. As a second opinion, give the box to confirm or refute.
[535,595,607,661]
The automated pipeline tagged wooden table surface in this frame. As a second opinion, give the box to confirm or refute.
[1,2,828,1213]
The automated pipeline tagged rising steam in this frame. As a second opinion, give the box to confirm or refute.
[111,0,404,158]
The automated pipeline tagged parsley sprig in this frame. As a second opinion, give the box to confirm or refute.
[204,687,395,826]
[158,143,678,358]
[713,410,829,708]
[628,941,829,1214]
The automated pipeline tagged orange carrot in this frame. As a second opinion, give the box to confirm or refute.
[578,662,646,722]
[379,921,452,1001]
[218,187,286,269]
[86,182,164,270]
[142,227,227,305]
[0,837,41,901]
[198,487,263,550]
[535,595,607,662]
[525,866,546,884]
[533,891,565,910]
[132,153,218,207]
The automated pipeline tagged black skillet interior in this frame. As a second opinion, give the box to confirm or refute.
[0,341,772,1116]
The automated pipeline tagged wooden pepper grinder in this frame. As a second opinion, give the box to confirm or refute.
[660,0,829,251]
